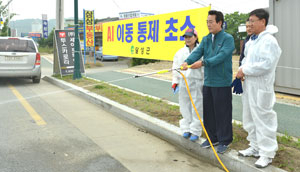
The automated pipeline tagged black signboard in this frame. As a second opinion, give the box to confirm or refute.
[54,30,85,76]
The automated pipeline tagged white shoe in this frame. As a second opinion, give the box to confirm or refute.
[255,156,272,168]
[238,147,259,158]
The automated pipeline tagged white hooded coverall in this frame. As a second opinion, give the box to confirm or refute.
[172,44,204,136]
[241,26,282,158]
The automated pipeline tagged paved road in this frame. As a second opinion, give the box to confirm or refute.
[0,78,129,172]
[86,70,300,138]
[0,56,223,171]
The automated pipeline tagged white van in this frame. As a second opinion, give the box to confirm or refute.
[0,37,41,83]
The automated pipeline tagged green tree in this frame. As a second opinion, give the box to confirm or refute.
[0,18,11,36]
[0,0,15,36]
[224,12,249,54]
[38,28,55,47]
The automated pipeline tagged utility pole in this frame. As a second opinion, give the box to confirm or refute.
[56,0,64,30]
[7,3,9,36]
[73,0,82,79]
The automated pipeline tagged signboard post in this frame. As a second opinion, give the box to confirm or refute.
[53,30,85,77]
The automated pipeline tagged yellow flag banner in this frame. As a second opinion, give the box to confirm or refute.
[103,7,210,61]
[84,10,95,47]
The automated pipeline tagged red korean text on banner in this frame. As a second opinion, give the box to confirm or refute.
[84,10,95,47]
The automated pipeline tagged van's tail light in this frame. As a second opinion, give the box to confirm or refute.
[8,37,19,40]
[35,53,41,65]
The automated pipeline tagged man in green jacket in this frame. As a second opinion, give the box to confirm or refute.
[181,10,235,154]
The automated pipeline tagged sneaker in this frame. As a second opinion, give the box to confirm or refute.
[238,147,259,158]
[255,156,272,168]
[189,135,199,142]
[182,132,191,139]
[201,139,219,148]
[217,144,228,154]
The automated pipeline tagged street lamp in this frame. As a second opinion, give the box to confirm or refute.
[73,0,82,80]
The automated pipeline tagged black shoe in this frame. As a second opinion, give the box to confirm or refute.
[217,144,228,154]
[200,140,219,148]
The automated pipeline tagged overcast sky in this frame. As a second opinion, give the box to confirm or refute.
[5,0,269,21]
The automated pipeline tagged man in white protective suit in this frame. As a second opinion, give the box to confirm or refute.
[172,28,204,142]
[236,9,282,168]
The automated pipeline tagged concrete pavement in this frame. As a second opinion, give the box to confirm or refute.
[0,78,130,172]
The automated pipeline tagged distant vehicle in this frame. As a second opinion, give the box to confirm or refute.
[95,47,118,61]
[0,37,41,83]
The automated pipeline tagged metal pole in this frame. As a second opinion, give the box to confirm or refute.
[83,9,86,64]
[93,10,96,64]
[7,4,10,36]
[56,0,64,30]
[73,0,82,79]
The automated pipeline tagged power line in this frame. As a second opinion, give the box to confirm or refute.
[190,0,209,7]
[111,0,121,10]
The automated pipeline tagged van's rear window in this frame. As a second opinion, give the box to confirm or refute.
[0,39,36,52]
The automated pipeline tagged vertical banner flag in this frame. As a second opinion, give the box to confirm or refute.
[103,7,210,61]
[84,10,95,47]
[42,14,48,39]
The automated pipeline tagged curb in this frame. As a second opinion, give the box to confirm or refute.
[43,76,286,172]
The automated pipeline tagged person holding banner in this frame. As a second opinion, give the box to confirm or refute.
[181,10,235,154]
[172,28,204,142]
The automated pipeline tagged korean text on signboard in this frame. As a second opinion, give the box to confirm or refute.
[95,23,102,32]
[84,10,95,47]
[43,20,48,38]
[29,32,42,38]
[42,14,48,38]
[103,7,210,61]
[54,30,85,75]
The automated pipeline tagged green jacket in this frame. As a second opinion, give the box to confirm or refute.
[185,30,235,87]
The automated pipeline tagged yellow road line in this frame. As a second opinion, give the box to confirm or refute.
[8,84,46,126]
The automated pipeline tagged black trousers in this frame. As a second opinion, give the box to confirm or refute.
[203,86,233,145]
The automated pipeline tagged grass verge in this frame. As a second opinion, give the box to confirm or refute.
[56,75,300,172]
[84,61,103,69]
[38,46,53,54]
